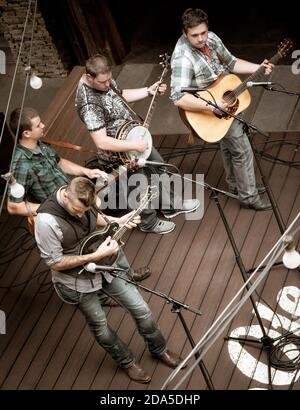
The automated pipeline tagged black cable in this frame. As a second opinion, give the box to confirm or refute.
[270,330,300,371]
[0,268,50,290]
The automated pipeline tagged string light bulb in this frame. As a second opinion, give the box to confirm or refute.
[29,74,43,89]
[282,235,300,269]
[25,66,43,90]
[1,172,25,199]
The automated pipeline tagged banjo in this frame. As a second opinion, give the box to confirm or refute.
[114,53,170,163]
[79,186,157,268]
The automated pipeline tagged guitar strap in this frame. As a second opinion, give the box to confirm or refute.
[110,84,144,122]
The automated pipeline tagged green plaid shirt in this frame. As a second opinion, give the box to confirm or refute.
[170,31,237,102]
[8,142,69,203]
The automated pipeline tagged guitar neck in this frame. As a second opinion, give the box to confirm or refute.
[228,51,284,102]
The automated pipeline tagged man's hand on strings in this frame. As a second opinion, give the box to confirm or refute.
[261,59,274,76]
[148,81,167,96]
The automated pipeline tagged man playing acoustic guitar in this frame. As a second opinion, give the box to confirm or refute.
[170,8,274,211]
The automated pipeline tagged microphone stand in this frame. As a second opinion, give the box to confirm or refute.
[262,85,300,97]
[193,93,287,275]
[99,266,215,390]
[180,92,299,389]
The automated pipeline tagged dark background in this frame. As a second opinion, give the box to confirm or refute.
[40,0,299,69]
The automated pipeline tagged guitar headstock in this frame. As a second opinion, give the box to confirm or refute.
[159,53,171,69]
[277,38,294,58]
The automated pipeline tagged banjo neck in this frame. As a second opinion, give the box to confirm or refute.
[143,53,170,129]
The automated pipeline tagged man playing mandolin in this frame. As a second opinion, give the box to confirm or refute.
[170,8,274,211]
[75,54,200,234]
[34,177,185,384]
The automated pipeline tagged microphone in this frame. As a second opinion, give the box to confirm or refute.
[137,158,167,168]
[85,263,125,273]
[137,158,179,172]
[181,87,204,92]
[246,81,274,87]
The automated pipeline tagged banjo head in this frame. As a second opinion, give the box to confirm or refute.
[116,121,152,161]
[126,125,152,160]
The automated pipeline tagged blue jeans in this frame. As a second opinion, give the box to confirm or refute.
[219,120,259,204]
[54,270,166,368]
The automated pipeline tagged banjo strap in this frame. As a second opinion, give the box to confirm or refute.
[110,83,144,122]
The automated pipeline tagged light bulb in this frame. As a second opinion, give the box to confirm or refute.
[30,74,43,89]
[282,249,300,269]
[282,235,300,269]
[9,180,25,199]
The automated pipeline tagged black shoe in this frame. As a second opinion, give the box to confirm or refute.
[132,266,151,282]
[102,297,119,307]
[229,185,266,196]
[241,197,272,211]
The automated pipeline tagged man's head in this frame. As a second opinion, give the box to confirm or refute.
[9,107,45,142]
[85,54,112,91]
[181,8,209,50]
[62,177,96,218]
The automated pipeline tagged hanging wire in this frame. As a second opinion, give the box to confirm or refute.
[0,0,33,146]
[0,0,38,218]
[161,212,300,390]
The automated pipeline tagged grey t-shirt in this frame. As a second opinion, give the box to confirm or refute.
[35,188,112,293]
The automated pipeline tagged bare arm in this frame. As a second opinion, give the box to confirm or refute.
[51,236,119,271]
[7,200,39,216]
[58,158,107,179]
[122,82,167,103]
[90,127,147,153]
[233,58,274,75]
[174,93,214,112]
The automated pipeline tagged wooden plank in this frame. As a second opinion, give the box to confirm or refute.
[251,66,300,132]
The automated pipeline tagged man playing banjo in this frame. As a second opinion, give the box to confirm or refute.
[75,54,199,234]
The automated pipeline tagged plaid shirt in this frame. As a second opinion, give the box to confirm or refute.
[8,142,69,203]
[170,31,237,102]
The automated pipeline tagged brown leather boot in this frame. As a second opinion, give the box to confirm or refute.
[155,349,187,369]
[122,362,151,384]
[131,266,151,282]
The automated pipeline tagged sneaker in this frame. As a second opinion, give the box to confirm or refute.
[163,199,200,219]
[241,197,272,211]
[139,219,175,234]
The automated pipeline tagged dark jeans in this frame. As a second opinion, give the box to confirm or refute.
[96,147,181,230]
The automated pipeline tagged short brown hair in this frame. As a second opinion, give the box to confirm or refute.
[9,107,39,141]
[181,8,208,34]
[67,177,96,207]
[85,54,111,78]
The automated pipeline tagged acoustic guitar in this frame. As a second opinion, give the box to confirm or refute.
[180,39,293,143]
